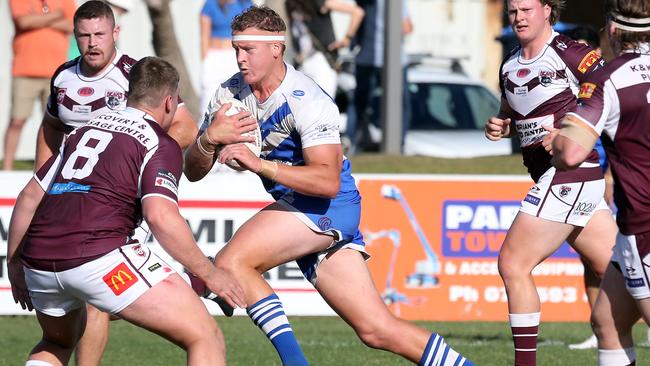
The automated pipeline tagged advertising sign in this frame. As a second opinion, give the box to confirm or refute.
[0,173,591,321]
[358,175,588,322]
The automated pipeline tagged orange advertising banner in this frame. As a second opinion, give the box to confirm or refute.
[357,175,590,322]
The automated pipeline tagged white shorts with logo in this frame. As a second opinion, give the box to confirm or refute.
[24,243,176,317]
[611,232,650,300]
[519,166,610,226]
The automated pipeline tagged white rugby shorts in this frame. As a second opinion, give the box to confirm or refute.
[611,231,650,300]
[25,243,176,317]
[519,166,610,226]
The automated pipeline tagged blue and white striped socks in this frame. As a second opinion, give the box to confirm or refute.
[419,333,473,366]
[247,294,309,366]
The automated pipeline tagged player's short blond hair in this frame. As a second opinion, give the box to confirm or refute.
[231,5,286,34]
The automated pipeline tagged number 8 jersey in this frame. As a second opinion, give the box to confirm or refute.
[21,107,182,271]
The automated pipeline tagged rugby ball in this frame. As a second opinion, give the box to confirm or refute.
[213,97,262,170]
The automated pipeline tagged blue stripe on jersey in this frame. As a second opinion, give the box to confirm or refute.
[260,101,292,141]
[266,129,303,162]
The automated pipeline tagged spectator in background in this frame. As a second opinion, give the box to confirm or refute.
[349,0,412,153]
[200,0,252,113]
[3,0,75,170]
[285,0,364,98]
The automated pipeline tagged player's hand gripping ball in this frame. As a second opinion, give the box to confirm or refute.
[213,97,262,170]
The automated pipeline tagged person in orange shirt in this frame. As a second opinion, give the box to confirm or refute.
[3,0,76,170]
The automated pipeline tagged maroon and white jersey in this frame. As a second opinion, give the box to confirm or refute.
[21,107,182,270]
[564,48,650,235]
[47,50,134,131]
[500,32,605,181]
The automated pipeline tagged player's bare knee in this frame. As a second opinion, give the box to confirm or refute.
[8,118,26,129]
[497,254,520,283]
[213,253,254,275]
[182,321,222,350]
[356,327,392,350]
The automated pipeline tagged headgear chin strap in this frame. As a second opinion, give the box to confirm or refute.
[232,35,286,42]
[610,12,650,32]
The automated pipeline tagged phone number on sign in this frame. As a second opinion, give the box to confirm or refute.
[449,285,579,304]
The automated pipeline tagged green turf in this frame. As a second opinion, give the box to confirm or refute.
[349,153,527,175]
[2,315,649,365]
[5,154,529,175]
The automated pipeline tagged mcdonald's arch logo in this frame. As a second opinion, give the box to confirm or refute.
[102,262,138,295]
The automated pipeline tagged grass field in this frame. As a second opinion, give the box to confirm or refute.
[2,315,650,365]
[5,153,529,175]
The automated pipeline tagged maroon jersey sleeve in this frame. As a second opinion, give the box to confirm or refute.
[140,135,183,203]
[570,67,610,127]
[552,35,605,84]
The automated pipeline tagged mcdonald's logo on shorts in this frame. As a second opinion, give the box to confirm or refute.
[102,263,138,296]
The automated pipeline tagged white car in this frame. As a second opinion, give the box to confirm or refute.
[404,65,512,158]
[351,61,513,158]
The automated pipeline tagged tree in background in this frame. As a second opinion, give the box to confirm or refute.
[146,0,200,118]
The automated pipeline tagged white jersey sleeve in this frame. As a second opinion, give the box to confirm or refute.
[290,94,341,149]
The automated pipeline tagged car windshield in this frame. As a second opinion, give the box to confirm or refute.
[408,82,500,130]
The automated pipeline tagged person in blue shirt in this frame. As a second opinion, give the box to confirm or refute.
[200,0,252,113]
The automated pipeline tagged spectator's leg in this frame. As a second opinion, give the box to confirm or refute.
[3,117,27,170]
[353,65,373,150]
[4,77,43,170]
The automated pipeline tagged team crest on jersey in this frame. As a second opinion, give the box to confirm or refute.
[559,185,572,198]
[105,90,126,110]
[538,70,556,86]
[56,88,67,104]
[578,50,601,73]
[131,244,146,257]
[578,82,597,99]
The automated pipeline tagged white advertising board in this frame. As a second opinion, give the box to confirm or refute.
[0,171,334,316]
